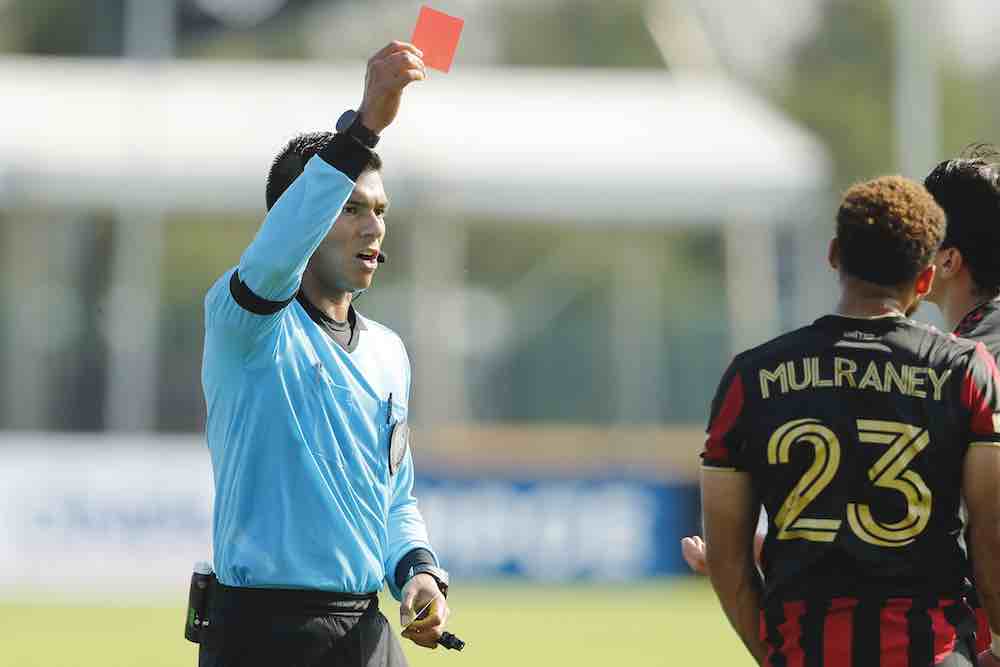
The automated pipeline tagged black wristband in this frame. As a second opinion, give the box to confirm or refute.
[317,132,373,182]
[395,548,436,589]
[335,109,380,149]
[396,549,449,597]
[347,114,380,149]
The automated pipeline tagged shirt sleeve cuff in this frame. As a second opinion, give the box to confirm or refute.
[317,133,374,182]
[394,547,438,590]
[700,452,745,472]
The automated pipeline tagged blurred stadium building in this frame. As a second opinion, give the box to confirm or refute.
[15,0,999,599]
[12,4,1000,665]
[0,53,830,591]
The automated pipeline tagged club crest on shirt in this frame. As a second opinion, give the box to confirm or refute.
[389,421,410,475]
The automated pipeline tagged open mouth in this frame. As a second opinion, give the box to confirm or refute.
[356,250,379,267]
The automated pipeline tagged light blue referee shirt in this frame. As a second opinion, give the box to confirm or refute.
[202,140,435,600]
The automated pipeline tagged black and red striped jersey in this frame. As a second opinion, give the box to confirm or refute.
[955,297,1000,360]
[952,296,1000,656]
[703,314,1000,604]
[761,595,974,667]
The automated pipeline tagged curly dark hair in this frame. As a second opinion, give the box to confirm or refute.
[924,144,1000,296]
[265,131,382,211]
[836,176,946,286]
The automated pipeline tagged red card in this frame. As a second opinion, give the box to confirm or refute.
[411,6,464,73]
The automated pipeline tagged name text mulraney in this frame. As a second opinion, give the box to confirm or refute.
[759,357,951,401]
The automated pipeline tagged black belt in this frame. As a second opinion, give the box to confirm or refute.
[213,581,378,615]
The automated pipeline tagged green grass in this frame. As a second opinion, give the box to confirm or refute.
[0,579,753,666]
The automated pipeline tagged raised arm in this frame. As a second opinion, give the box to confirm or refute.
[239,41,426,305]
[205,42,426,348]
[233,141,364,306]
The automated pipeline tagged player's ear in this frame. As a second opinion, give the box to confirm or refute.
[936,246,962,279]
[828,238,840,270]
[914,264,936,298]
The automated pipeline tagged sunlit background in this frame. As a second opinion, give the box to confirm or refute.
[1,1,998,665]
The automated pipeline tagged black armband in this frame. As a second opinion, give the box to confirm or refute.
[229,271,294,315]
[318,132,374,182]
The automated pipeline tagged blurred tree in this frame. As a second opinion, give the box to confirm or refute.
[777,0,1000,188]
[499,0,663,68]
[178,0,329,59]
[777,0,895,189]
[0,0,328,57]
[939,66,1000,160]
[0,0,124,55]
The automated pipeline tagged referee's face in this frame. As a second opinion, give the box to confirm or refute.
[308,169,389,295]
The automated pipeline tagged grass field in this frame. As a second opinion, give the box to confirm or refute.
[0,578,752,666]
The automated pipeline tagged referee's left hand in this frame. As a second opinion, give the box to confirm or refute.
[400,574,450,649]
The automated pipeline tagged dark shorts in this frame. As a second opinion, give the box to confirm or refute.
[198,583,409,667]
[761,596,976,667]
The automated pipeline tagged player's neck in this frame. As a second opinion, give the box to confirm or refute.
[834,292,907,319]
[300,276,352,322]
[834,275,914,319]
[941,291,980,332]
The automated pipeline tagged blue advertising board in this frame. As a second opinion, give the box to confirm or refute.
[0,438,702,591]
[415,475,699,580]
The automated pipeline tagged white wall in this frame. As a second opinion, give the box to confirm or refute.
[0,434,212,599]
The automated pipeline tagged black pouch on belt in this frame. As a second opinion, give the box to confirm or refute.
[184,561,216,644]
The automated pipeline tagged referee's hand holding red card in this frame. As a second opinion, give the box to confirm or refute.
[358,41,426,135]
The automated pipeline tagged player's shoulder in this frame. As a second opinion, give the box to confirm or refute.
[729,316,980,372]
[899,316,955,341]
[957,302,1000,359]
[900,317,981,361]
[875,318,992,382]
[730,323,822,372]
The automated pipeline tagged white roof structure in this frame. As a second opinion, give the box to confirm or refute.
[0,57,829,223]
[0,56,832,433]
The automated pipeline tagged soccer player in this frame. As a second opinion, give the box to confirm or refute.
[923,146,1000,662]
[199,42,451,667]
[925,146,1000,350]
[700,176,1000,666]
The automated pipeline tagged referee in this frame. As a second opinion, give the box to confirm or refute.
[199,42,450,667]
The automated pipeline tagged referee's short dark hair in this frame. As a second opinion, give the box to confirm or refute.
[265,132,383,211]
[924,144,1000,296]
[836,175,946,287]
